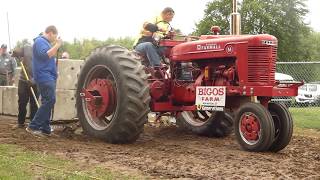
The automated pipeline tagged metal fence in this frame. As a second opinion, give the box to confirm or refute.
[274,62,320,129]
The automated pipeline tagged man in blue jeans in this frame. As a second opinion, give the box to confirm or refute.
[26,25,62,137]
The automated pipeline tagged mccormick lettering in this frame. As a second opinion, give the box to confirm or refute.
[196,44,221,51]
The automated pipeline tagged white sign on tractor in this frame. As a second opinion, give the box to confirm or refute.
[196,86,226,111]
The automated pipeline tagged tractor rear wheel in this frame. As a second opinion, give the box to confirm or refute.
[76,45,150,143]
[235,102,275,152]
[268,102,293,152]
[177,111,233,137]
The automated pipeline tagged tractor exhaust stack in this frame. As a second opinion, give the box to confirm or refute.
[230,0,241,35]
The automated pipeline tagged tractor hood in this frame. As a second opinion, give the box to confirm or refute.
[170,34,277,61]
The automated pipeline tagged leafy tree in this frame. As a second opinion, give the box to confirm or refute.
[14,39,31,49]
[301,31,320,61]
[194,0,233,35]
[194,0,311,61]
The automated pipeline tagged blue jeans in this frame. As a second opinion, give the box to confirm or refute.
[28,81,56,134]
[135,42,164,67]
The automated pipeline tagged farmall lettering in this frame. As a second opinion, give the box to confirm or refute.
[196,43,221,51]
[196,86,226,111]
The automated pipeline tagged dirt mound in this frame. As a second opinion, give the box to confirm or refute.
[1,117,319,179]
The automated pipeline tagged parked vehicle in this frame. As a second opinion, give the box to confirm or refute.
[275,73,294,82]
[295,83,320,106]
[272,73,295,106]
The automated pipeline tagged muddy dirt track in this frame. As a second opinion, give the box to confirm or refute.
[0,116,319,179]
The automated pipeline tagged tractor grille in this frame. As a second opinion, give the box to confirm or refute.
[248,46,276,84]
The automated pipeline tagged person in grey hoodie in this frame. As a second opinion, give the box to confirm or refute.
[12,45,39,128]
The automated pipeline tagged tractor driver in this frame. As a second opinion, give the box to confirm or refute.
[133,7,175,67]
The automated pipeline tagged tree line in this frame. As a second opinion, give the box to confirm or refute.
[15,37,134,60]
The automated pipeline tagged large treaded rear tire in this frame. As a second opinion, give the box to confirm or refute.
[76,45,150,143]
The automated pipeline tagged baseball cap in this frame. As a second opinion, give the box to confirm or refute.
[1,44,7,49]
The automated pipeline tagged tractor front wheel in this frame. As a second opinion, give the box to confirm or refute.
[235,102,275,152]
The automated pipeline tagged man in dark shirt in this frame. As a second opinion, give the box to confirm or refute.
[26,25,62,137]
[12,45,39,129]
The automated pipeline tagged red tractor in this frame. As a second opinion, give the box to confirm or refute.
[76,1,302,152]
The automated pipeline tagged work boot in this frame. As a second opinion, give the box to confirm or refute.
[154,70,163,79]
[11,124,25,130]
[153,67,163,79]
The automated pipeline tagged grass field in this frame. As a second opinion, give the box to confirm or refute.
[0,144,136,180]
[290,107,320,130]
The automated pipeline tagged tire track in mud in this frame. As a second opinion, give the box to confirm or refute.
[0,118,319,179]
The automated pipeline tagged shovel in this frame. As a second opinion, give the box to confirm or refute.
[20,61,40,108]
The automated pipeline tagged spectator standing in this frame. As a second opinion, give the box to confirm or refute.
[26,25,62,137]
[0,44,17,85]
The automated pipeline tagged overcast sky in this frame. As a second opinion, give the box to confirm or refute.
[0,0,319,49]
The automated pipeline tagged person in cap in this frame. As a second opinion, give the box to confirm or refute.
[0,44,17,85]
